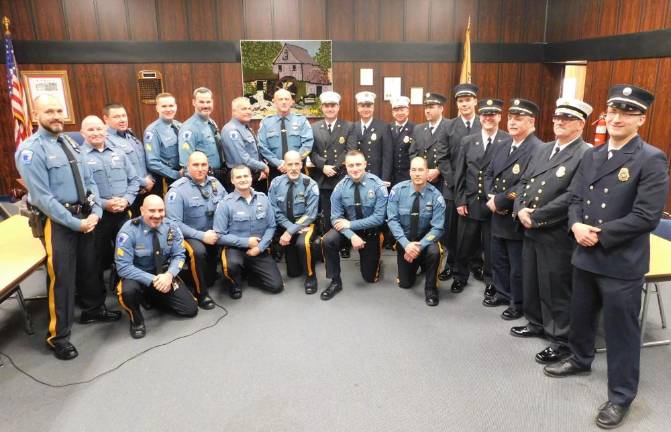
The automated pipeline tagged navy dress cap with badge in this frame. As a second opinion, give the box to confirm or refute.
[478,98,504,114]
[424,92,447,105]
[607,84,654,112]
[454,83,479,98]
[508,98,540,117]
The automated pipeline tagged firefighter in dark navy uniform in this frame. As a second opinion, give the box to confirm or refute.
[544,85,669,429]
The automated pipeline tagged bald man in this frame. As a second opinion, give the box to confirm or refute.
[257,89,314,183]
[16,95,120,360]
[115,195,198,339]
[81,115,140,298]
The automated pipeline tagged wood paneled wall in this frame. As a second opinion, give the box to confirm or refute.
[546,0,671,42]
[0,0,554,194]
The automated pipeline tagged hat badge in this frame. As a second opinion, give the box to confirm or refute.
[623,87,632,96]
[487,99,493,106]
[514,99,520,106]
[425,92,431,98]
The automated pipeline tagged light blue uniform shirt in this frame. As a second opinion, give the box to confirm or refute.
[386,180,445,249]
[257,112,313,168]
[330,172,388,240]
[213,190,275,251]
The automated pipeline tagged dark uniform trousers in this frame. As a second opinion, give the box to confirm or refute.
[220,248,284,293]
[44,218,106,348]
[569,269,643,406]
[323,229,383,283]
[491,236,523,306]
[94,210,129,286]
[117,278,198,325]
[522,234,572,346]
[152,174,176,197]
[396,242,442,294]
[277,225,319,278]
[182,239,220,298]
[319,189,334,233]
[454,217,492,284]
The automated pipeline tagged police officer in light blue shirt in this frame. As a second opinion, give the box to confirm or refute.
[387,157,445,306]
[166,151,225,310]
[144,92,182,195]
[222,96,269,191]
[268,151,320,294]
[104,103,154,215]
[15,95,119,361]
[214,165,283,299]
[257,89,313,181]
[321,150,388,300]
[178,87,227,184]
[116,195,198,339]
[81,115,140,293]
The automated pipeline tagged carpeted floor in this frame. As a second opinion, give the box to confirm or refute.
[1,252,670,432]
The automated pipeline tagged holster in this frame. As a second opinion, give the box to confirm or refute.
[27,206,46,238]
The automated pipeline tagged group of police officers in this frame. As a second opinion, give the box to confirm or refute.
[16,79,669,428]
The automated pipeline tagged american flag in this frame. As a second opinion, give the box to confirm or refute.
[4,25,32,148]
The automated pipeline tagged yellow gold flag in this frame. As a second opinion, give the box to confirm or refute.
[459,16,472,83]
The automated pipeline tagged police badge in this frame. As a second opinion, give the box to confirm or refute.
[618,167,630,182]
[556,166,566,177]
[512,163,520,174]
[403,136,410,144]
[339,136,345,144]
[371,133,377,141]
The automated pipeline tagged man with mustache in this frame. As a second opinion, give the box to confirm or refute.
[115,195,198,339]
[16,95,119,360]
[179,87,227,185]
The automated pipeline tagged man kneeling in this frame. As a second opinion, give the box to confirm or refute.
[115,195,198,339]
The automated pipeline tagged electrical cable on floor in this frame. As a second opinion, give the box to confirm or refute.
[0,301,228,388]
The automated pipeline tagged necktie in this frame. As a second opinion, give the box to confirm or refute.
[280,117,289,156]
[286,181,295,221]
[152,229,165,274]
[208,120,225,165]
[56,136,86,203]
[429,126,434,135]
[170,123,180,137]
[485,137,492,151]
[354,183,364,219]
[509,145,517,155]
[327,123,332,134]
[362,124,367,136]
[550,145,561,160]
[608,150,616,160]
[465,120,471,134]
[408,192,421,241]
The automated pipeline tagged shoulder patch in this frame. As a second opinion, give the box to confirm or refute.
[145,143,152,152]
[167,191,177,202]
[182,143,191,150]
[144,131,153,141]
[117,232,129,245]
[20,150,34,164]
[312,184,319,195]
[388,188,397,201]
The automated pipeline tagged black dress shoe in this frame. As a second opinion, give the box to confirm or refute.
[198,294,215,310]
[510,325,545,338]
[484,284,496,298]
[482,296,507,307]
[130,322,146,339]
[438,267,452,281]
[320,280,342,301]
[304,276,318,294]
[471,267,484,281]
[48,342,78,360]
[80,307,122,324]
[595,401,629,429]
[501,306,523,320]
[229,285,242,300]
[451,279,465,293]
[535,345,572,364]
[425,295,439,306]
[543,358,591,378]
[340,247,350,259]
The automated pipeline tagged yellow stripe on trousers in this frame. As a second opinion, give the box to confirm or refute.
[116,280,135,322]
[44,219,58,347]
[182,240,201,295]
[220,247,236,284]
[373,232,384,282]
[303,224,315,277]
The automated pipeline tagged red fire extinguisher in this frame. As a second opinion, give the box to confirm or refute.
[592,113,607,147]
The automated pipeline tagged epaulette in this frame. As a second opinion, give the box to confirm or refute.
[171,177,189,188]
[130,217,142,225]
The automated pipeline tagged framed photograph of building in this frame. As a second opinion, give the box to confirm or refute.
[21,70,76,124]
[240,40,333,119]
